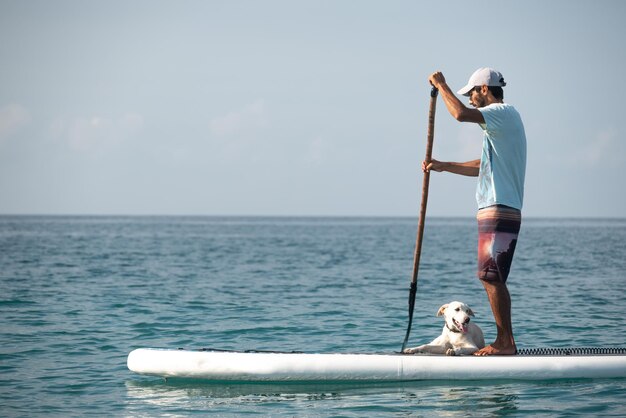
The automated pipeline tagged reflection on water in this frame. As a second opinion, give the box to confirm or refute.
[124,378,528,416]
[125,377,626,416]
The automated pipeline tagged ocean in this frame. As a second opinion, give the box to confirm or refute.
[1,216,625,416]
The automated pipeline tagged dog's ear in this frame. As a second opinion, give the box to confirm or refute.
[436,304,448,317]
[467,307,475,317]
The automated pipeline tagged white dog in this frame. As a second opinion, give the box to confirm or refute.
[403,301,485,356]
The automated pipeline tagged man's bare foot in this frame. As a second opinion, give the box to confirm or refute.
[473,344,517,356]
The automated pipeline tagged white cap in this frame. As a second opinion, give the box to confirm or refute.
[457,67,506,96]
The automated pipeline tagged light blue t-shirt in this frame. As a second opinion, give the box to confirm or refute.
[476,103,527,210]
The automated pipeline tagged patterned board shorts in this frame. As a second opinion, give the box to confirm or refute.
[477,205,522,283]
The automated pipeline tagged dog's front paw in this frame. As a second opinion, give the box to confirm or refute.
[445,348,457,356]
[403,347,422,354]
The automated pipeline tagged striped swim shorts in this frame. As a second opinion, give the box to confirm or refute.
[477,205,522,283]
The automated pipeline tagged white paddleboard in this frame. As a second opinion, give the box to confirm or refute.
[127,348,626,382]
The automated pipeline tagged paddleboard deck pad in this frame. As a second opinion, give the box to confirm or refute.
[127,347,626,382]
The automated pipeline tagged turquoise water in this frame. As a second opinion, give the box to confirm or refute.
[1,216,625,416]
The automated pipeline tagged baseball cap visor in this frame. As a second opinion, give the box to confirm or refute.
[457,84,474,96]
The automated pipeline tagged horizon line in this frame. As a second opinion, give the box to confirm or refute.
[1,213,624,220]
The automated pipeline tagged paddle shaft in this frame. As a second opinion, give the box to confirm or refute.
[401,86,438,352]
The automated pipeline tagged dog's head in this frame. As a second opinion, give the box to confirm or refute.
[436,301,475,334]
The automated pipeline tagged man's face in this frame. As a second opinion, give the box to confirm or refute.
[468,86,487,108]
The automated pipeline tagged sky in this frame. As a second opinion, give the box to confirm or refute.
[1,0,625,217]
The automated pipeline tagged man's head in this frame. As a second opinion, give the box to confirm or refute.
[458,67,506,108]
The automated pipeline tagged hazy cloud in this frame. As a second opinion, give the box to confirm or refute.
[51,113,144,151]
[209,100,269,137]
[0,104,31,142]
[306,135,336,165]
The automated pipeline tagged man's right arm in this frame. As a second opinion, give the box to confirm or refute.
[422,159,480,177]
[429,72,485,124]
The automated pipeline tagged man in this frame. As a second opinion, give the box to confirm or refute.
[424,68,526,356]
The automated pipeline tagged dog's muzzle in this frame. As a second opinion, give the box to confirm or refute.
[451,318,470,334]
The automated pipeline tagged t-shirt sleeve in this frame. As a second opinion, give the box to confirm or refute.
[478,104,506,137]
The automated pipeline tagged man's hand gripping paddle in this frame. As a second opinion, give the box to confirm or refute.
[401,86,438,353]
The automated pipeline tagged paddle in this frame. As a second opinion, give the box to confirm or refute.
[401,86,438,353]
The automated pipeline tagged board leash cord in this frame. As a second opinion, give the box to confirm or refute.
[517,347,626,356]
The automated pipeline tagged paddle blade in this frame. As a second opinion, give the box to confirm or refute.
[400,281,418,352]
